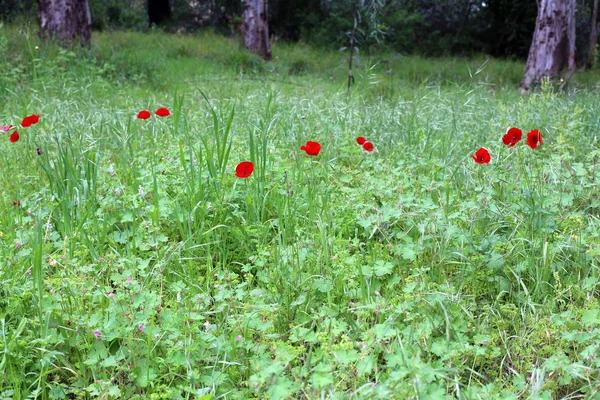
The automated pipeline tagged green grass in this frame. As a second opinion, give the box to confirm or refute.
[1,24,600,399]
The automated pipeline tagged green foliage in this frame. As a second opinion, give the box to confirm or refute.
[1,27,600,399]
[89,0,148,31]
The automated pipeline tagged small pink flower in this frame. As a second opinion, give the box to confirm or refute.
[1,125,13,132]
[93,330,100,337]
[26,269,31,275]
[15,242,21,248]
[547,317,552,323]
[138,324,144,331]
[127,277,133,283]
[370,382,376,387]
[107,292,115,298]
[235,335,242,341]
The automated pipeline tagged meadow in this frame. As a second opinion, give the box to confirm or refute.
[1,24,600,399]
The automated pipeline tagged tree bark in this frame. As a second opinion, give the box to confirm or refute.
[242,0,271,60]
[520,0,576,92]
[587,0,599,68]
[148,0,171,27]
[37,0,92,45]
[347,11,357,96]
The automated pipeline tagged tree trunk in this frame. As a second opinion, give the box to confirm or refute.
[520,0,576,92]
[148,0,171,26]
[37,0,92,45]
[242,0,271,60]
[587,0,599,68]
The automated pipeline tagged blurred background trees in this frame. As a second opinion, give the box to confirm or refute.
[0,0,597,73]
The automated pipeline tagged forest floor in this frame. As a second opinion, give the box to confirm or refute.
[2,26,600,399]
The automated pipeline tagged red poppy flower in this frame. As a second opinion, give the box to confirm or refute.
[1,125,13,132]
[155,107,171,117]
[235,161,254,178]
[363,142,374,152]
[356,136,367,145]
[9,131,19,142]
[21,114,39,128]
[526,129,543,149]
[300,141,322,156]
[137,110,151,119]
[502,127,522,147]
[471,147,491,164]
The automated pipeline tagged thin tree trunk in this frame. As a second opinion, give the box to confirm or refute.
[520,0,576,92]
[347,11,357,96]
[242,0,271,60]
[587,0,599,68]
[37,0,91,45]
[148,0,171,26]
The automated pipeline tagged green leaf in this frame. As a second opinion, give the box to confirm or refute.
[582,309,600,327]
[373,260,394,277]
[333,349,359,365]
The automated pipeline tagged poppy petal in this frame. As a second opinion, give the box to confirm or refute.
[155,107,171,117]
[137,110,151,119]
[356,136,367,145]
[526,129,542,149]
[235,161,254,178]
[21,117,32,127]
[471,147,491,164]
[502,127,522,147]
[301,141,321,156]
[362,142,374,152]
[9,131,19,142]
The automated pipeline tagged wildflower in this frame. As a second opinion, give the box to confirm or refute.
[138,324,145,331]
[235,335,242,341]
[21,114,39,127]
[1,125,13,132]
[356,136,367,145]
[137,110,151,119]
[235,161,254,178]
[502,127,522,147]
[15,241,21,247]
[471,147,491,164]
[526,129,543,149]
[93,330,100,337]
[9,131,19,143]
[300,141,321,156]
[127,277,133,283]
[362,142,374,152]
[155,107,171,117]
